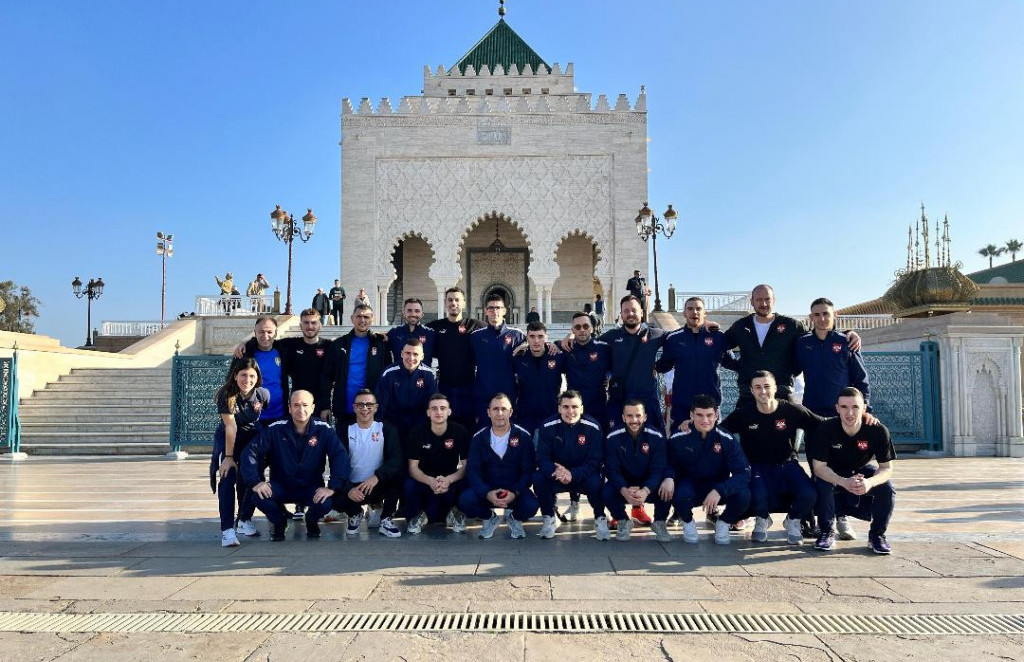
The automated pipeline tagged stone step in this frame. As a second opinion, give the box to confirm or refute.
[42,383,171,393]
[21,430,169,444]
[56,374,173,385]
[18,409,170,423]
[19,443,170,456]
[23,392,172,406]
[21,421,170,434]
[60,369,171,379]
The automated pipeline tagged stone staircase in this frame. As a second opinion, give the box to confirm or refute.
[18,367,171,455]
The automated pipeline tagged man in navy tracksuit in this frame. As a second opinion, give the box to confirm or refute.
[657,296,739,430]
[513,321,566,434]
[599,296,667,432]
[796,298,870,417]
[533,391,606,540]
[470,294,525,427]
[458,393,539,539]
[428,287,483,430]
[243,390,350,541]
[563,311,611,431]
[663,394,751,545]
[602,400,669,541]
[376,337,438,450]
[387,297,436,366]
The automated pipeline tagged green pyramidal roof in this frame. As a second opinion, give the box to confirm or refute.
[454,19,549,75]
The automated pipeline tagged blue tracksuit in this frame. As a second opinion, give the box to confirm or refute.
[376,363,438,435]
[533,414,605,517]
[470,323,525,424]
[564,339,612,428]
[657,326,739,423]
[242,418,350,525]
[602,426,670,520]
[387,323,437,367]
[795,329,870,416]
[459,423,539,521]
[599,324,666,430]
[513,351,566,433]
[665,427,751,524]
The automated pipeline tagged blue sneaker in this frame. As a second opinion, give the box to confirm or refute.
[868,534,892,555]
[814,531,835,551]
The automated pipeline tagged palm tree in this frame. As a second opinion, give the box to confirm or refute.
[978,244,1005,268]
[1005,239,1022,262]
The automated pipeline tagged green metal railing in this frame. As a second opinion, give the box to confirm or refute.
[0,352,21,454]
[169,354,233,453]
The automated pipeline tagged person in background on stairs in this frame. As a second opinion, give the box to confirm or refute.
[211,358,270,547]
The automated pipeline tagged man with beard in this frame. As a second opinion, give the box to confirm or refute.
[470,294,525,427]
[602,400,669,542]
[387,297,436,367]
[427,287,483,430]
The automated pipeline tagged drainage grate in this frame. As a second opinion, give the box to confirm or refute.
[0,611,1020,635]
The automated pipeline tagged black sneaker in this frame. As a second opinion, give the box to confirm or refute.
[814,531,835,551]
[293,505,306,521]
[801,518,820,539]
[271,522,287,542]
[306,519,321,540]
[868,534,892,555]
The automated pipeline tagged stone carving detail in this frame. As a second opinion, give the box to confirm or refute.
[344,113,645,129]
[970,363,999,453]
[375,156,613,281]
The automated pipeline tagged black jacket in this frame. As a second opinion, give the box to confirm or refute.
[725,314,808,398]
[320,330,390,418]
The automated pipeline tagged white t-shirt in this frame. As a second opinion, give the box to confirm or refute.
[348,422,385,482]
[490,428,511,459]
[754,318,771,346]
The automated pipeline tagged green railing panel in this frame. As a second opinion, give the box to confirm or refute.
[169,354,233,452]
[0,353,20,453]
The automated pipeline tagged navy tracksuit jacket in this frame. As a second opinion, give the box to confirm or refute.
[657,326,739,418]
[794,329,870,416]
[376,363,438,433]
[513,351,566,432]
[242,418,350,493]
[564,339,612,424]
[387,324,437,366]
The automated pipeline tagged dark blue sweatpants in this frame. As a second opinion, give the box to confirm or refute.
[814,464,895,537]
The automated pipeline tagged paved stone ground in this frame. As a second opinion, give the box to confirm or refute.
[0,455,1020,661]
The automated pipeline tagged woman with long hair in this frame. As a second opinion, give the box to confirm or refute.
[212,358,270,546]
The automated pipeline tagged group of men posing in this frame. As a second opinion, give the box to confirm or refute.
[230,283,896,554]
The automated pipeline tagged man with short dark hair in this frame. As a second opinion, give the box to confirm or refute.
[602,400,669,542]
[459,393,539,539]
[329,279,346,325]
[427,287,483,430]
[797,297,870,417]
[470,294,525,427]
[376,337,438,448]
[563,311,611,431]
[387,297,436,366]
[250,316,287,423]
[808,387,896,554]
[626,270,648,318]
[243,390,350,541]
[663,394,751,545]
[600,295,667,432]
[403,393,470,534]
[312,288,330,325]
[321,303,390,429]
[513,321,566,434]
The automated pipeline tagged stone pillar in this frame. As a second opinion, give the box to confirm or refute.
[536,287,544,324]
[545,287,553,325]
[667,284,676,313]
[437,287,446,320]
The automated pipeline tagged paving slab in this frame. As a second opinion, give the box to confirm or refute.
[913,555,1024,577]
[878,576,1024,602]
[122,556,290,576]
[476,554,614,576]
[740,554,940,578]
[0,541,146,558]
[646,633,836,662]
[0,556,145,576]
[323,631,525,662]
[243,632,358,661]
[48,631,266,662]
[169,574,381,601]
[609,554,750,576]
[551,575,719,601]
[280,555,482,576]
[975,540,1024,559]
[524,633,687,661]
[705,577,908,604]
[0,575,62,598]
[0,631,95,662]
[223,599,316,613]
[22,576,197,600]
[63,598,230,614]
[796,600,1024,614]
[370,575,551,602]
[823,633,1024,662]
[0,598,70,612]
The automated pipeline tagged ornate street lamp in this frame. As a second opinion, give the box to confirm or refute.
[71,276,105,347]
[156,231,174,327]
[634,201,678,313]
[269,205,317,315]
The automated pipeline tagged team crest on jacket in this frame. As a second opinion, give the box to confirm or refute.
[416,378,424,388]
[509,436,520,448]
[704,337,714,346]
[316,348,325,358]
[857,440,869,451]
[548,360,557,370]
[832,343,843,353]
[253,401,262,413]
[640,442,649,454]
[775,419,787,431]
[274,356,281,366]
[372,432,381,443]
[419,335,426,344]
[504,336,512,346]
[589,351,598,361]
[371,347,377,356]
[712,442,722,453]
[458,326,467,334]
[578,434,587,446]
[444,439,454,450]
[641,334,648,343]
[776,324,786,333]
[308,436,318,447]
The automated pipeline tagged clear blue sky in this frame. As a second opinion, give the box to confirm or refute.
[3,1,1022,346]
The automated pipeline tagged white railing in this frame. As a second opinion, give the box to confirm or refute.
[673,291,751,312]
[194,295,275,316]
[99,321,166,337]
[835,314,900,330]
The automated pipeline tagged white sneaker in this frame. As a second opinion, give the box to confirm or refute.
[221,529,240,547]
[651,520,671,543]
[682,519,699,544]
[564,501,580,522]
[594,516,611,541]
[479,513,500,539]
[507,514,526,539]
[367,507,383,528]
[538,515,559,539]
[324,510,347,524]
[346,512,362,535]
[836,516,857,540]
[751,516,773,543]
[714,519,731,545]
[616,518,633,541]
[783,517,804,545]
[449,509,467,534]
[445,509,456,528]
[378,517,401,538]
[407,512,428,535]
[235,520,258,537]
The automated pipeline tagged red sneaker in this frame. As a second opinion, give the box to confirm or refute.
[631,506,652,525]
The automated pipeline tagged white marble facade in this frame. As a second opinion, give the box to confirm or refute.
[339,55,648,323]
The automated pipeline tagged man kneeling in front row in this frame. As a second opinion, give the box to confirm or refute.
[403,393,470,534]
[243,390,350,541]
[808,387,897,554]
[602,400,669,542]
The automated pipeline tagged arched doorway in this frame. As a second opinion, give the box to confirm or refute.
[460,213,530,325]
[480,282,517,322]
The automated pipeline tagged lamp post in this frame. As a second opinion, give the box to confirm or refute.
[634,201,678,313]
[269,205,317,315]
[156,231,174,327]
[71,276,105,347]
